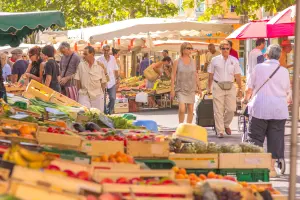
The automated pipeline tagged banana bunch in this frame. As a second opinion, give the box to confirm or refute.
[3,145,51,169]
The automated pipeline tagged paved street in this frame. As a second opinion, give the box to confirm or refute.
[131,108,300,197]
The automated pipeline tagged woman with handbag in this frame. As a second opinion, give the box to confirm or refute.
[242,44,290,177]
[171,42,202,123]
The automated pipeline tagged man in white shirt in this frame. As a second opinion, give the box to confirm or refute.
[74,46,107,111]
[247,38,266,77]
[204,44,220,72]
[243,44,289,177]
[98,45,119,114]
[207,40,242,138]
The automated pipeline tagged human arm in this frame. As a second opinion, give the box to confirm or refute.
[43,62,53,87]
[11,63,20,83]
[170,60,178,99]
[195,68,202,97]
[243,68,256,103]
[207,59,214,94]
[74,64,81,90]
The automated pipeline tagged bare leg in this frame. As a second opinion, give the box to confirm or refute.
[186,103,194,123]
[178,103,186,123]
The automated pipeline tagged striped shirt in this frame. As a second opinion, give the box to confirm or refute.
[247,59,290,120]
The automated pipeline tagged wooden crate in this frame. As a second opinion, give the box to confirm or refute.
[12,166,101,194]
[5,85,26,93]
[115,107,129,114]
[92,169,175,182]
[50,159,92,174]
[9,180,86,200]
[102,183,193,200]
[0,119,38,144]
[26,80,55,101]
[127,141,169,158]
[219,153,272,169]
[0,181,9,195]
[37,126,82,150]
[50,92,82,107]
[81,140,124,156]
[13,107,42,118]
[169,153,218,169]
[91,162,140,171]
[272,195,288,200]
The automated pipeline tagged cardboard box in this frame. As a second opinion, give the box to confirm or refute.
[219,153,272,169]
[169,153,218,169]
[37,126,82,150]
[81,140,124,156]
[127,141,169,158]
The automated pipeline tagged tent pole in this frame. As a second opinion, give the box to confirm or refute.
[289,2,300,199]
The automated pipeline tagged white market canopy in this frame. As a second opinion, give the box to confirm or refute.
[68,17,234,42]
[142,40,219,52]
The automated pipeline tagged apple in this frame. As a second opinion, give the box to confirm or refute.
[127,156,135,164]
[100,178,114,184]
[47,165,60,171]
[76,171,89,181]
[86,195,98,200]
[161,179,175,185]
[63,170,76,177]
[116,177,129,184]
[98,193,121,200]
[129,178,142,184]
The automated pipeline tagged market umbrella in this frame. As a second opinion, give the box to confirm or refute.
[0,11,65,47]
[267,5,296,38]
[68,17,234,42]
[226,20,268,39]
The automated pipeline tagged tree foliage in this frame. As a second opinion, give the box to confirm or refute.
[0,0,178,29]
[183,0,295,21]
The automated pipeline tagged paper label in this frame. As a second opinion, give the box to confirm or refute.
[82,142,92,152]
[74,157,90,165]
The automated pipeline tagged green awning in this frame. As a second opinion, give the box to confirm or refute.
[0,11,65,47]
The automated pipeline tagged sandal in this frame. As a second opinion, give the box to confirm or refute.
[218,133,224,138]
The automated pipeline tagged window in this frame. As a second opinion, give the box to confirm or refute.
[195,2,205,13]
[230,5,236,13]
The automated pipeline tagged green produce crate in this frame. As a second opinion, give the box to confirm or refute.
[186,169,219,176]
[136,159,175,169]
[219,169,269,182]
[41,147,91,164]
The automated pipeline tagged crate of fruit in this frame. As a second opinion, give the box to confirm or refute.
[91,152,140,171]
[127,140,170,158]
[80,132,125,156]
[37,126,82,150]
[0,119,38,144]
[25,80,55,101]
[219,153,272,169]
[169,153,218,169]
[50,92,82,107]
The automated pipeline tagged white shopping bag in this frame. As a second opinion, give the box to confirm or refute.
[193,95,201,114]
[135,92,148,103]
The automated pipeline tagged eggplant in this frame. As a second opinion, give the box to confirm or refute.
[73,123,85,132]
[85,122,101,132]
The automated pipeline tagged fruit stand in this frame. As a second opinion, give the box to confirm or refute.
[0,79,288,200]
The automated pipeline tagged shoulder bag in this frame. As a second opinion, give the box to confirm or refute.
[243,64,281,117]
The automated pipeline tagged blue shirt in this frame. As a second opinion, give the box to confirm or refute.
[2,64,11,81]
[139,58,152,76]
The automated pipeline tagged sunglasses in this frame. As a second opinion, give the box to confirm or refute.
[185,47,193,50]
[221,48,230,51]
[22,55,27,58]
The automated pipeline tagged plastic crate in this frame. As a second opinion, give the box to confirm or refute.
[219,169,269,182]
[186,169,219,176]
[136,159,175,169]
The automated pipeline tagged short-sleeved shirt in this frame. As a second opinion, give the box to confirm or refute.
[60,53,81,86]
[12,60,28,81]
[247,59,289,120]
[43,59,61,92]
[74,60,107,100]
[208,55,241,82]
[30,59,43,78]
[247,48,263,77]
[97,55,117,89]
[2,64,11,81]
[205,51,220,64]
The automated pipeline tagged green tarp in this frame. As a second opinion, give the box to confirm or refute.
[0,11,65,47]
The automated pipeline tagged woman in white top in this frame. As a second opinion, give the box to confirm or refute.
[0,53,11,82]
[243,44,290,177]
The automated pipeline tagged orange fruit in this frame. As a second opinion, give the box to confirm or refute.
[175,174,185,179]
[93,157,101,162]
[116,156,123,163]
[239,182,248,187]
[109,158,117,163]
[217,175,223,179]
[172,166,179,173]
[207,172,216,179]
[178,168,186,175]
[199,174,207,180]
[189,173,197,180]
[116,151,123,157]
[108,154,115,160]
[19,125,31,135]
[184,174,189,179]
[190,179,197,186]
[101,155,109,162]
